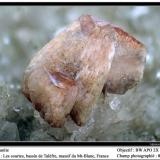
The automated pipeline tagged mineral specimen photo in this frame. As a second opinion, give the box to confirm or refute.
[0,6,159,141]
[22,15,146,128]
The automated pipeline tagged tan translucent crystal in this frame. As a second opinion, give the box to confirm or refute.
[22,15,146,127]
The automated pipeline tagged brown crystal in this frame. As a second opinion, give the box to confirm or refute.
[22,15,146,127]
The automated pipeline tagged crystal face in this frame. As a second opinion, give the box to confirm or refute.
[22,15,146,128]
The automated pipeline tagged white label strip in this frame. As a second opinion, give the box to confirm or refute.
[0,146,160,159]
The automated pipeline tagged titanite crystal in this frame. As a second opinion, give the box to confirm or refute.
[22,15,146,127]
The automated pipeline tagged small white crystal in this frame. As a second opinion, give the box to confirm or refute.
[9,84,15,89]
[13,107,21,112]
[146,54,153,65]
[156,71,160,80]
[109,97,121,111]
[3,35,11,45]
[131,7,149,19]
